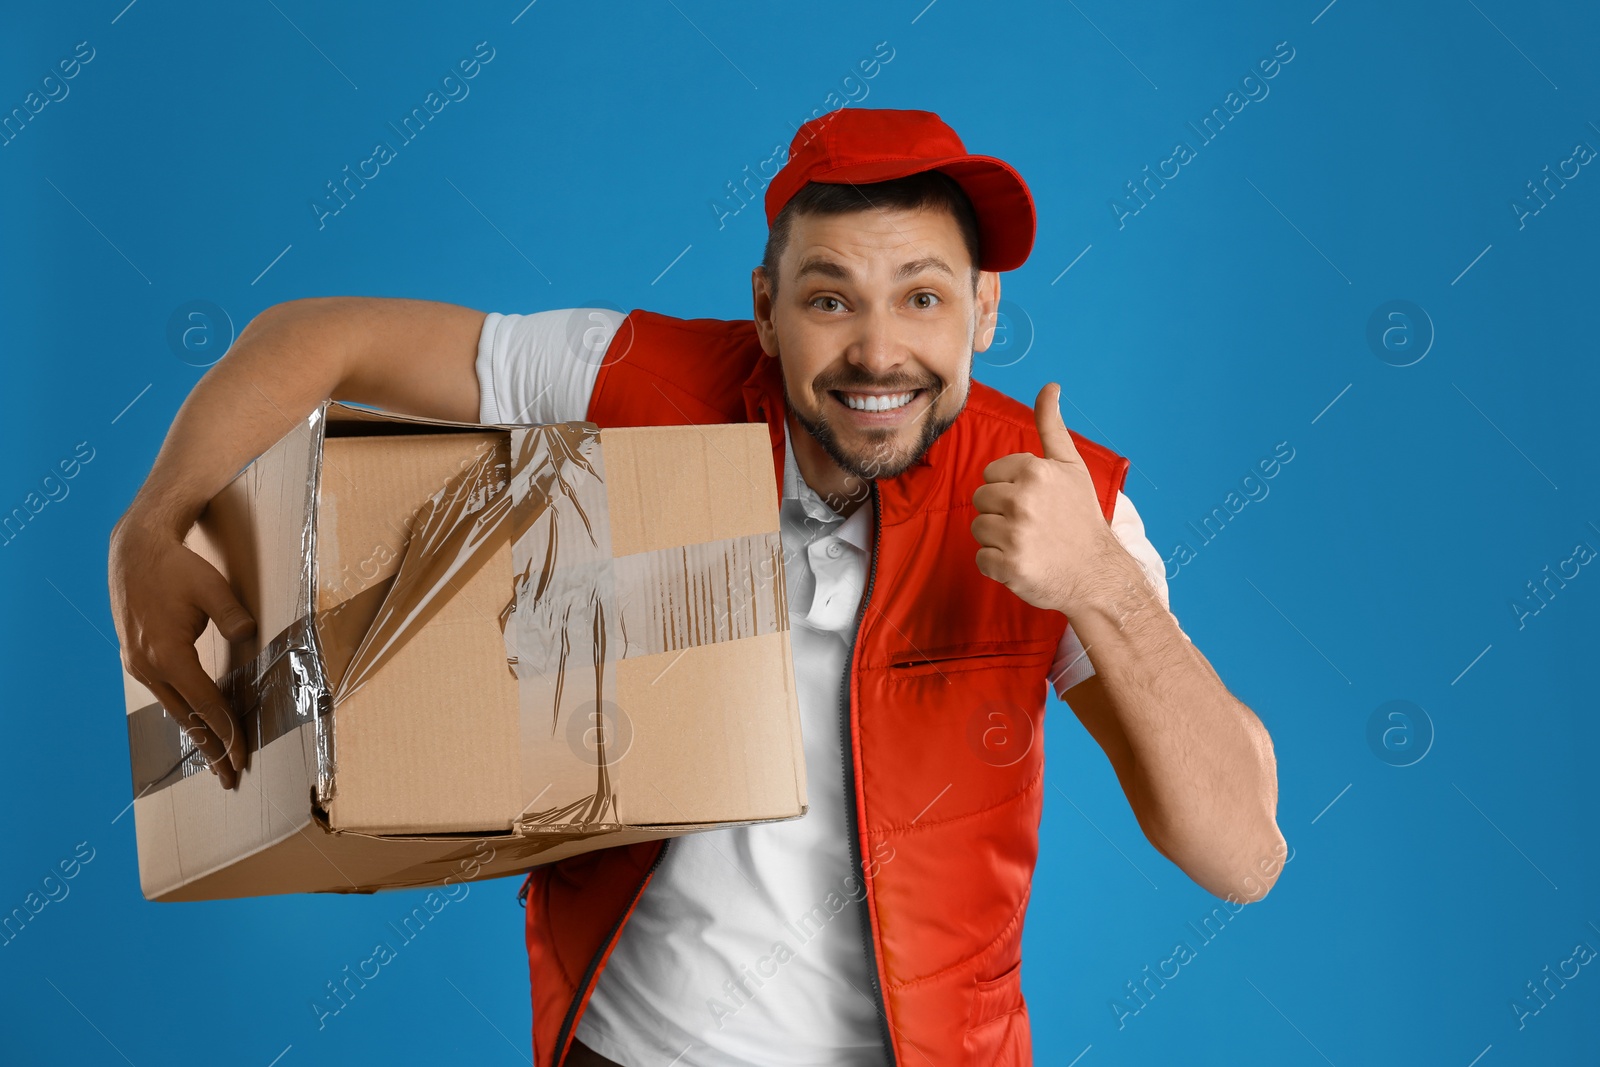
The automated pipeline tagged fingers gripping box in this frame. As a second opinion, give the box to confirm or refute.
[120,401,806,901]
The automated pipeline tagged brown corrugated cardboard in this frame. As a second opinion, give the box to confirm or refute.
[121,401,806,902]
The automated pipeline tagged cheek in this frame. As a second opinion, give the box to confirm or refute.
[777,349,830,399]
[932,369,970,408]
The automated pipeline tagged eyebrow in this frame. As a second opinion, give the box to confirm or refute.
[792,254,956,285]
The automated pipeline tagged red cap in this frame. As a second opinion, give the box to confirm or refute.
[763,108,1036,272]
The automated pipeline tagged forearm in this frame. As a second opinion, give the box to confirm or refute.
[120,296,489,541]
[1070,543,1284,900]
[118,299,356,540]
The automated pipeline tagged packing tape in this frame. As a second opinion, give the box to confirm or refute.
[126,612,333,799]
[502,424,622,831]
[333,442,514,704]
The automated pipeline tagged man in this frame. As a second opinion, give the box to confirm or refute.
[108,108,1284,1066]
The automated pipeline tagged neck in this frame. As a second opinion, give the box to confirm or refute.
[786,408,872,520]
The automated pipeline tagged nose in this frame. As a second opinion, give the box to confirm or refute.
[845,303,907,382]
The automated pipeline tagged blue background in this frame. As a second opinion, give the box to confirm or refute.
[3,0,1596,1063]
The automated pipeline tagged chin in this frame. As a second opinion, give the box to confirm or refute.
[836,434,917,478]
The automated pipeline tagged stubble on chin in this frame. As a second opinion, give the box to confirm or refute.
[783,376,965,491]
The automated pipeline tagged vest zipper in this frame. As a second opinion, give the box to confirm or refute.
[842,480,897,1065]
[551,837,672,1065]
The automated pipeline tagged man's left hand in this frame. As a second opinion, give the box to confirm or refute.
[971,382,1122,616]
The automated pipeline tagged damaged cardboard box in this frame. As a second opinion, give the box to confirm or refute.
[121,401,806,902]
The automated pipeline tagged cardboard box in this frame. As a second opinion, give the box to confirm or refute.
[122,401,806,902]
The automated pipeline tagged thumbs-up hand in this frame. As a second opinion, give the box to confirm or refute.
[970,383,1121,615]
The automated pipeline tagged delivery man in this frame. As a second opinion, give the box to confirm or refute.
[107,107,1285,1066]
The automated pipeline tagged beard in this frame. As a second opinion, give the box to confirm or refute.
[782,365,968,485]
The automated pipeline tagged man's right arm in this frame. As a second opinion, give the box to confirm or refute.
[108,296,487,788]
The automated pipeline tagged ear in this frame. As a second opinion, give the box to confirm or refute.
[972,270,1001,353]
[751,266,779,358]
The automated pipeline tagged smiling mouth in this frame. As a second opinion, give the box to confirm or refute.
[829,388,926,413]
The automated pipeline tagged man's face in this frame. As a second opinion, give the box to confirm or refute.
[752,202,1001,485]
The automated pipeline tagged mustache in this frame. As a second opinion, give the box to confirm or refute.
[816,375,941,393]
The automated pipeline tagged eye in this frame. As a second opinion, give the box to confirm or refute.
[911,292,941,309]
[811,295,845,313]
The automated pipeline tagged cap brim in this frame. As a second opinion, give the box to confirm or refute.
[809,153,1035,272]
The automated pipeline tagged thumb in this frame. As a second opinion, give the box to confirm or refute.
[196,568,256,641]
[1034,383,1076,462]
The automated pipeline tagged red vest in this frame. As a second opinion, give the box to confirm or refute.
[520,309,1130,1065]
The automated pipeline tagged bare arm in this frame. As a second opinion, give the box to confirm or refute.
[1063,559,1286,904]
[125,297,486,539]
[108,297,487,787]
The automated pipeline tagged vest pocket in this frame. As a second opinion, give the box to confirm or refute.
[887,639,1056,677]
[965,959,1028,1059]
[969,958,1023,1028]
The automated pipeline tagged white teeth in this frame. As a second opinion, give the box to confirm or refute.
[841,391,915,412]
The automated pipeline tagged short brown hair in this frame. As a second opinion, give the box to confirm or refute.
[760,171,982,296]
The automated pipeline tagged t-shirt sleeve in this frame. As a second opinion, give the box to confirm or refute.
[1050,490,1190,697]
[474,308,626,424]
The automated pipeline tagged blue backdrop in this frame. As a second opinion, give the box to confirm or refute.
[3,1,1596,1064]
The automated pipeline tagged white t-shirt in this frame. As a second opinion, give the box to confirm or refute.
[475,308,1185,1066]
